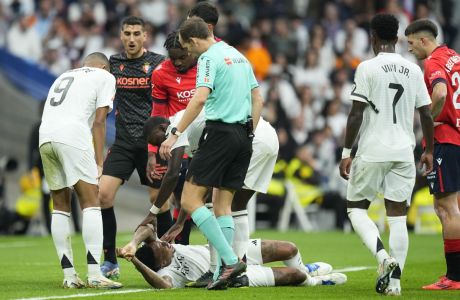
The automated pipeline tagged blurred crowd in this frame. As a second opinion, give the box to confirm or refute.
[1,0,459,229]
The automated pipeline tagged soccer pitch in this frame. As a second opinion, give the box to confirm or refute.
[0,230,458,300]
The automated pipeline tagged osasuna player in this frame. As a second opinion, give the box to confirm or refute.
[39,53,121,289]
[339,14,434,296]
[405,19,460,290]
[145,31,198,245]
[116,224,347,289]
[97,16,165,279]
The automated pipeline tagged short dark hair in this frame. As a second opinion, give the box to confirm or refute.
[179,17,210,43]
[370,13,399,41]
[83,52,109,69]
[143,116,169,142]
[188,1,219,26]
[120,16,145,31]
[135,244,160,271]
[404,19,438,37]
[164,31,182,51]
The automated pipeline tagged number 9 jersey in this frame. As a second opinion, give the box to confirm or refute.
[424,45,460,146]
[39,67,116,150]
[351,52,431,162]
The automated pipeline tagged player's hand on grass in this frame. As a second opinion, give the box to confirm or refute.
[159,135,178,160]
[160,222,184,243]
[339,157,352,180]
[419,151,433,176]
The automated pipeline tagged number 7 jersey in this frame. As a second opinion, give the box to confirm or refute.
[424,45,460,146]
[39,67,116,150]
[351,52,431,162]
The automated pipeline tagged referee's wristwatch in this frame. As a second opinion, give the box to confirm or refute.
[170,127,182,137]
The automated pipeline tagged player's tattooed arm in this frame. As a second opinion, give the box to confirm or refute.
[131,256,173,289]
[343,101,367,148]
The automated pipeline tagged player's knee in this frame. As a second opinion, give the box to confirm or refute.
[281,241,298,259]
[98,187,115,207]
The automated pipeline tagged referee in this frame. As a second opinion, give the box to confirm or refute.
[158,17,263,290]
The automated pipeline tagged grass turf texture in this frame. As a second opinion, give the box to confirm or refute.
[0,230,458,300]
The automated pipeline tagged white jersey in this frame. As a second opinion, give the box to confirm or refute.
[351,52,431,162]
[39,67,115,150]
[157,244,210,288]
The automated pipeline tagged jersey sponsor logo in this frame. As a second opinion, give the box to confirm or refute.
[176,77,181,84]
[177,89,196,100]
[436,158,443,165]
[224,57,232,65]
[116,77,150,88]
[119,64,125,72]
[143,62,151,74]
[429,70,443,81]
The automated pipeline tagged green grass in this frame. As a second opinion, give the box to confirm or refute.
[0,230,458,299]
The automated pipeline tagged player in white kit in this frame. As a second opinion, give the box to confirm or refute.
[117,224,347,289]
[39,52,122,289]
[339,14,434,296]
[139,110,279,286]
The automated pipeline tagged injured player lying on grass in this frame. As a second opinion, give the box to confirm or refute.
[117,224,347,289]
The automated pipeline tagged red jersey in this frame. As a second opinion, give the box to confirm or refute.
[424,45,460,145]
[151,59,197,118]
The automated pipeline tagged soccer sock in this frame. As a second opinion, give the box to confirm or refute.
[82,207,103,278]
[51,210,76,279]
[217,215,235,248]
[444,239,460,281]
[157,210,173,239]
[232,210,249,259]
[101,207,117,264]
[283,248,308,274]
[191,206,238,265]
[348,208,389,264]
[388,216,408,284]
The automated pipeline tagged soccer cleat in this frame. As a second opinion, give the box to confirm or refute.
[87,276,123,289]
[62,276,85,289]
[376,257,399,294]
[207,260,247,290]
[305,262,333,276]
[100,261,120,280]
[384,286,401,296]
[186,271,214,288]
[228,274,249,288]
[422,276,460,290]
[315,272,347,285]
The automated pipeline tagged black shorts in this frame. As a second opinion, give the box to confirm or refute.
[186,121,252,190]
[103,142,167,188]
[427,143,460,194]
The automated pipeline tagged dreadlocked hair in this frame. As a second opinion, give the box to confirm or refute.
[164,31,182,51]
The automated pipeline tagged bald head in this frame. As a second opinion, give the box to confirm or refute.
[83,52,110,70]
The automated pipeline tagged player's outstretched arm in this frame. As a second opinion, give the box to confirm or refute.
[131,256,173,289]
[418,104,434,176]
[118,224,157,260]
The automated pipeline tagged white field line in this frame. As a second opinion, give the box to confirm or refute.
[13,288,153,300]
[334,266,374,273]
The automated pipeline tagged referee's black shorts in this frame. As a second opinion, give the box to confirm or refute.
[102,141,167,188]
[186,120,252,190]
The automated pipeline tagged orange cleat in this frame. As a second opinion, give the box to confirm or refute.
[423,276,460,290]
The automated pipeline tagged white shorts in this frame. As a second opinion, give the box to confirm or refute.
[346,156,415,203]
[244,127,279,193]
[39,142,97,190]
[247,265,275,287]
[246,238,263,265]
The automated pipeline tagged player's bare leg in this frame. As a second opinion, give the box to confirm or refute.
[98,175,122,279]
[74,180,122,289]
[423,192,460,290]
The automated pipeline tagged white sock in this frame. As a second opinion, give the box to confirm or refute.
[283,248,308,274]
[51,210,75,279]
[232,210,249,259]
[348,208,389,264]
[82,207,103,278]
[388,216,408,285]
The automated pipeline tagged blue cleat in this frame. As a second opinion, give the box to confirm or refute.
[101,261,120,280]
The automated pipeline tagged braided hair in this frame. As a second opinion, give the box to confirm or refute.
[164,31,182,51]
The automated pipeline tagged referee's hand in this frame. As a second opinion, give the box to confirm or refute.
[159,135,177,160]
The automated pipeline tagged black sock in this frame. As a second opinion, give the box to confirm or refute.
[446,251,460,281]
[174,218,193,245]
[157,211,173,239]
[101,207,117,264]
